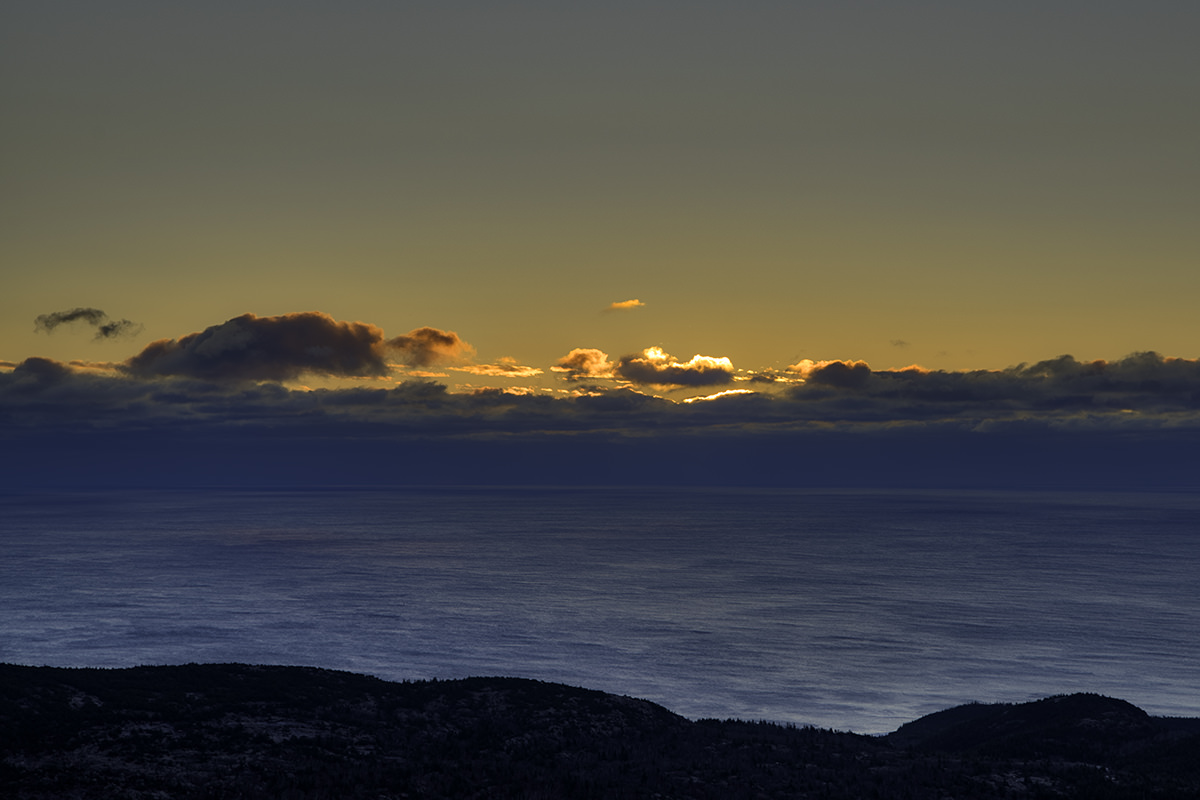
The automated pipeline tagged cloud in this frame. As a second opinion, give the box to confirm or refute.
[615,347,735,388]
[890,339,910,348]
[120,313,477,383]
[744,370,798,385]
[452,358,543,378]
[782,352,1200,421]
[35,308,143,340]
[552,348,616,381]
[5,348,1200,491]
[788,359,873,390]
[605,299,645,312]
[387,326,474,367]
[35,308,106,330]
[681,389,757,403]
[8,356,75,386]
[125,312,448,383]
[9,352,1200,436]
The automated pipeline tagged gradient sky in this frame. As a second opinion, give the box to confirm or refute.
[5,1,1198,380]
[4,3,1200,492]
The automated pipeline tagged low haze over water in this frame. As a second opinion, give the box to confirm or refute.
[3,488,1197,733]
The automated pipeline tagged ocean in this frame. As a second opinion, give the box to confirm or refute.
[2,487,1197,734]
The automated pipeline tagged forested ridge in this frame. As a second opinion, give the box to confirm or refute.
[3,663,1198,798]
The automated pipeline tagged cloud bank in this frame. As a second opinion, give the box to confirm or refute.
[4,310,1199,490]
[784,354,1200,419]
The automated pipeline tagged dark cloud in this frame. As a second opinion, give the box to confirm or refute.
[120,313,475,383]
[35,308,142,340]
[97,319,142,339]
[35,308,106,330]
[4,362,1198,492]
[8,349,1199,436]
[125,312,393,382]
[387,327,474,367]
[890,339,910,348]
[5,336,1200,491]
[614,347,735,388]
[552,348,615,381]
[784,353,1200,420]
[802,359,873,390]
[8,356,75,387]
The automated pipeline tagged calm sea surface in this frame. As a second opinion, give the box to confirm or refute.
[2,487,1197,733]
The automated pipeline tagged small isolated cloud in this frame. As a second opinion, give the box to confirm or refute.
[615,346,735,387]
[890,339,910,348]
[453,358,543,378]
[605,299,645,313]
[552,348,616,381]
[35,308,142,340]
[386,326,475,367]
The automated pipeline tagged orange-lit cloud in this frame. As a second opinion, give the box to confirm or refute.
[616,347,735,387]
[400,369,451,378]
[552,348,616,381]
[681,389,757,403]
[605,299,645,312]
[452,358,543,378]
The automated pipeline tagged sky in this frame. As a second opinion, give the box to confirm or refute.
[3,2,1199,489]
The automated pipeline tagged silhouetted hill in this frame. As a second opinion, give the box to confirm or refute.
[888,692,1200,789]
[2,663,1199,798]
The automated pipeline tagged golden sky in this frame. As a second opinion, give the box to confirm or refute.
[4,2,1198,385]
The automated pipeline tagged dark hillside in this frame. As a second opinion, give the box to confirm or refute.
[2,664,1199,798]
[888,692,1200,790]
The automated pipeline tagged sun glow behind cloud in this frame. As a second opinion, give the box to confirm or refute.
[615,348,736,388]
[452,359,544,378]
[682,389,757,404]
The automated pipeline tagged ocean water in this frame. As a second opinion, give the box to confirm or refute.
[1,487,1197,734]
